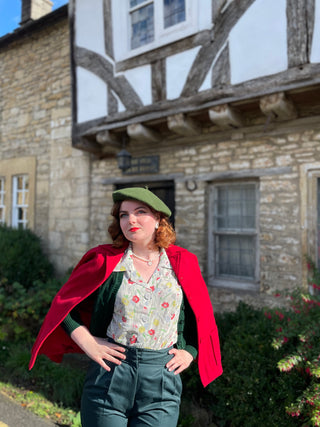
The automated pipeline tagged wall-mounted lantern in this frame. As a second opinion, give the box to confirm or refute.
[116,134,159,175]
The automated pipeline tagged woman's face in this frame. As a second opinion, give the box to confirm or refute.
[119,200,159,246]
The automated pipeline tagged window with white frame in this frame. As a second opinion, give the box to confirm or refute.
[208,182,259,290]
[12,175,29,229]
[0,177,5,225]
[112,0,213,60]
[130,0,186,49]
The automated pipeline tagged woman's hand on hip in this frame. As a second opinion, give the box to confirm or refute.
[70,326,126,371]
[166,348,193,375]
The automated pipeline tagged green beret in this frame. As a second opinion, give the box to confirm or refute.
[112,187,171,217]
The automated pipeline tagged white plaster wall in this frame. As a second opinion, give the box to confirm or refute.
[229,0,288,84]
[120,65,152,106]
[75,0,106,59]
[77,67,107,123]
[311,0,320,63]
[198,0,213,30]
[166,46,201,100]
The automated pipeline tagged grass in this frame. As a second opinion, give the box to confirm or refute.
[0,382,80,426]
[0,341,84,426]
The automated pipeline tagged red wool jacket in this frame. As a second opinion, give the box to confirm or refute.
[29,244,222,387]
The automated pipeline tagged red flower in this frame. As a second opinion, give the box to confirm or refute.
[149,286,155,292]
[148,329,155,335]
[122,316,127,322]
[162,302,169,309]
[130,336,137,344]
[132,295,140,303]
[128,279,134,284]
[171,314,175,320]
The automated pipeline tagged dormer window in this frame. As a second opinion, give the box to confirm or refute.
[129,0,186,50]
[112,0,212,61]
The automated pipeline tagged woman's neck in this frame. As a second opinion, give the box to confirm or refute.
[131,242,158,258]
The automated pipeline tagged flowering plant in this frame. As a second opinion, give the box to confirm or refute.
[266,258,320,426]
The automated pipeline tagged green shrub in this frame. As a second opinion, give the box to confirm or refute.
[0,277,63,342]
[181,302,304,426]
[0,225,54,288]
[0,342,85,409]
[266,259,320,426]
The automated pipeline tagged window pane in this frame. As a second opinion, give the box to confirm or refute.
[24,191,29,205]
[131,3,154,49]
[24,175,29,190]
[216,235,255,279]
[17,176,24,190]
[17,191,23,205]
[164,0,186,28]
[216,185,256,230]
[18,207,24,221]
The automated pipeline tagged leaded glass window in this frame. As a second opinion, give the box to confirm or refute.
[209,183,259,287]
[129,0,186,50]
[164,0,186,28]
[130,0,154,49]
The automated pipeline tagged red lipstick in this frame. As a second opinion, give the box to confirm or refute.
[129,227,139,232]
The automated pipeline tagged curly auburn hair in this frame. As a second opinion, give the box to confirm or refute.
[108,201,176,249]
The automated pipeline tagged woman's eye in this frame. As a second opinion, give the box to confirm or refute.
[119,213,128,218]
[137,210,147,214]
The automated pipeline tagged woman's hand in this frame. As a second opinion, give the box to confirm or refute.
[70,326,126,371]
[166,348,193,375]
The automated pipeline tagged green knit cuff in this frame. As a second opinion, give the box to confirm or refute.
[185,344,198,360]
[61,313,82,336]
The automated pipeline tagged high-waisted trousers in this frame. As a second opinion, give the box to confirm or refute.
[81,345,182,427]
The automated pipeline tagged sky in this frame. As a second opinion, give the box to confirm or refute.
[0,0,68,38]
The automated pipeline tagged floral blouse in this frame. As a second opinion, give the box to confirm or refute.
[106,245,183,350]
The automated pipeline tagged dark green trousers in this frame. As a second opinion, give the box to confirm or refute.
[81,345,182,427]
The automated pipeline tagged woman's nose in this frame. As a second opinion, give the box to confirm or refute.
[128,213,136,223]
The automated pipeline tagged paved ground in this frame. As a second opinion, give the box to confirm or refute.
[0,391,56,427]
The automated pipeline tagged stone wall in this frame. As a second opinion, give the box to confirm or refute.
[0,18,91,274]
[89,124,320,311]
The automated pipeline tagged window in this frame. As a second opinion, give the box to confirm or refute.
[129,0,186,50]
[0,157,35,229]
[112,0,209,60]
[12,175,29,229]
[0,177,5,225]
[208,182,259,290]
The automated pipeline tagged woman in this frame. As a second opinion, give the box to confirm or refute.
[29,187,222,427]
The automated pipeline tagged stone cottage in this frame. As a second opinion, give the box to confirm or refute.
[1,0,320,311]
